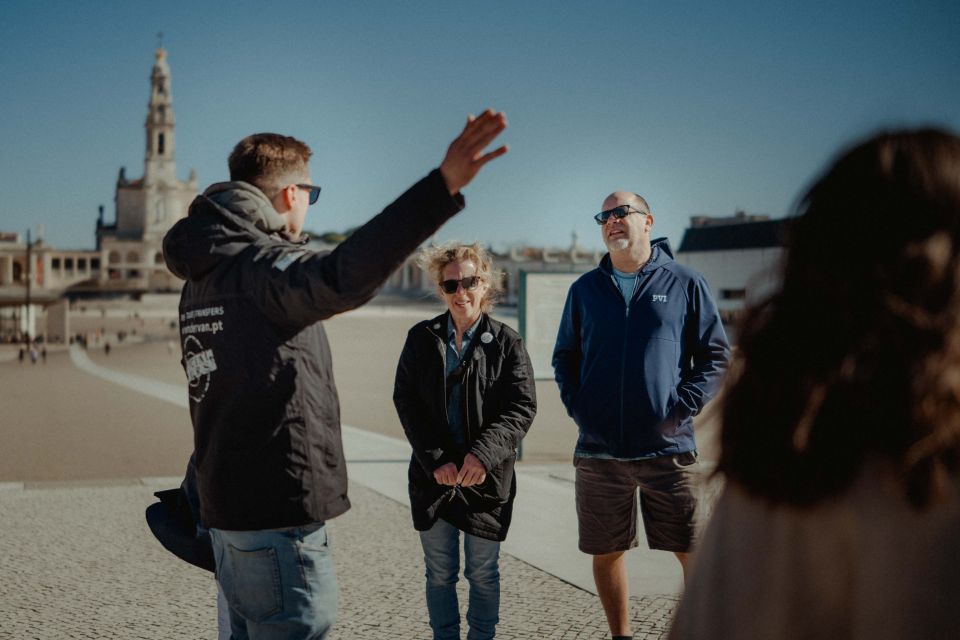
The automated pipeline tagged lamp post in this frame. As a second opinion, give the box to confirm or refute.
[24,228,32,343]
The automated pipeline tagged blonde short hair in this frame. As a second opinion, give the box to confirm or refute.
[417,242,503,313]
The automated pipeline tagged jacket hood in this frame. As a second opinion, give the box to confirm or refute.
[203,181,287,233]
[599,236,674,275]
[163,181,286,282]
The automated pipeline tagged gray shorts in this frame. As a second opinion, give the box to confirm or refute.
[575,453,701,554]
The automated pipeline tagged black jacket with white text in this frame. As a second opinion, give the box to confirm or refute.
[163,170,463,530]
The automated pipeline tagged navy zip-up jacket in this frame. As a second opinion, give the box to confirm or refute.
[552,238,730,458]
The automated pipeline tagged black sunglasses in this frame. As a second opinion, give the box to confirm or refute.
[440,276,481,294]
[296,184,322,205]
[594,205,646,225]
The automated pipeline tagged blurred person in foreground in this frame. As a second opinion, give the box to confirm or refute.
[553,192,729,640]
[162,110,508,640]
[670,128,960,640]
[394,242,536,640]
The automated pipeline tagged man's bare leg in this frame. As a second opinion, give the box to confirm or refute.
[593,551,631,637]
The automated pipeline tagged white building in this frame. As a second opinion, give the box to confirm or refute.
[675,212,788,324]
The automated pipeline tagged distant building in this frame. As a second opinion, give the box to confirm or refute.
[384,232,603,304]
[93,47,197,292]
[676,212,789,324]
[0,48,195,339]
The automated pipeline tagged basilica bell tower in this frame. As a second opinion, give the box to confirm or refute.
[144,48,177,187]
[108,47,197,243]
[96,46,198,291]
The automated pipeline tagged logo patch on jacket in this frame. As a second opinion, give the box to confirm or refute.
[184,335,217,403]
[651,294,668,303]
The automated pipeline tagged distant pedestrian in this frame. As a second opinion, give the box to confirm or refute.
[29,346,37,364]
[104,342,111,356]
[670,129,960,640]
[41,347,47,363]
[18,347,24,363]
[553,191,729,639]
[394,243,537,640]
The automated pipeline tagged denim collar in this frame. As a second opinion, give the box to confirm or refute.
[446,314,482,342]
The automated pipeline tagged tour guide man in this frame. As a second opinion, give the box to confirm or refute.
[163,110,508,639]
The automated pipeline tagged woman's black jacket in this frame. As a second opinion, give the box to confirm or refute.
[393,312,537,541]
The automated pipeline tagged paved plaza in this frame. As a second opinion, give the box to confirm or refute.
[0,300,713,639]
[0,481,677,640]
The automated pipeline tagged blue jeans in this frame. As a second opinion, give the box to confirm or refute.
[210,523,336,640]
[419,518,501,640]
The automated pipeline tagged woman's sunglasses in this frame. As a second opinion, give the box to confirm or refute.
[440,276,481,294]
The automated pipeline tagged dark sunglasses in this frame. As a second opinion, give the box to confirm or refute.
[594,205,646,225]
[296,184,322,205]
[440,276,481,294]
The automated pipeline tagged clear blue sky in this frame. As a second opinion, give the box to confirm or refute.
[1,0,958,252]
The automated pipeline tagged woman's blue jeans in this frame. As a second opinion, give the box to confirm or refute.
[210,523,337,640]
[419,518,501,640]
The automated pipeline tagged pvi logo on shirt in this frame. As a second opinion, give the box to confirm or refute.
[651,294,668,303]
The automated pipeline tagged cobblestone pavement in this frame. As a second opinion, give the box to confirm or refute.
[0,481,677,639]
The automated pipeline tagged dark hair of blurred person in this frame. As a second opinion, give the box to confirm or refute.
[671,127,960,640]
[720,128,960,509]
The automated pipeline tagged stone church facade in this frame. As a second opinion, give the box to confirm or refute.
[1,48,195,336]
[95,47,197,292]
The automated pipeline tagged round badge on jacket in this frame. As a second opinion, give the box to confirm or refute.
[480,332,493,344]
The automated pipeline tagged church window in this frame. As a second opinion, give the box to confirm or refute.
[158,133,165,155]
[65,257,74,270]
[108,251,121,264]
[52,258,61,270]
[91,258,101,270]
[158,105,165,118]
[126,251,140,264]
[78,258,87,271]
[154,252,164,265]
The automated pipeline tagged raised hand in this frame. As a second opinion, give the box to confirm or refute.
[439,109,509,195]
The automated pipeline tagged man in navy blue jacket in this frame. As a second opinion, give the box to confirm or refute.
[553,191,729,640]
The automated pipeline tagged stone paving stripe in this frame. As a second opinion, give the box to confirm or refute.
[69,344,188,408]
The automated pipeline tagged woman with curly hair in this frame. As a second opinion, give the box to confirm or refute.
[393,242,537,640]
[670,128,960,639]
